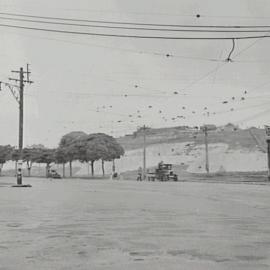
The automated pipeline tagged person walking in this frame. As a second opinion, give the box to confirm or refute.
[137,166,143,181]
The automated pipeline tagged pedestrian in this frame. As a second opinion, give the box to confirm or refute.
[158,160,164,168]
[137,166,142,181]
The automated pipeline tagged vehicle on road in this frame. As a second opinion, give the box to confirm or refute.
[48,169,62,179]
[147,163,178,182]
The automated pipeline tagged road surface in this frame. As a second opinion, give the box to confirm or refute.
[0,177,270,269]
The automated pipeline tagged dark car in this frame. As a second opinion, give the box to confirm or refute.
[147,163,178,182]
[48,169,62,179]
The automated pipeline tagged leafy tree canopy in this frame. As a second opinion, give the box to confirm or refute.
[59,131,87,161]
[34,148,56,165]
[56,131,124,164]
[22,147,41,164]
[0,145,13,164]
[79,133,124,162]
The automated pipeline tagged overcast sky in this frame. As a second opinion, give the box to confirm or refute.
[0,0,270,147]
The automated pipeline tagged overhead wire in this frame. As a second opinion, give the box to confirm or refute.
[10,28,266,114]
[3,8,270,21]
[179,32,269,109]
[0,30,225,62]
[226,38,235,61]
[1,12,269,132]
[10,7,270,21]
[2,16,270,33]
[2,11,270,28]
[0,23,270,40]
[2,26,269,64]
[173,31,269,92]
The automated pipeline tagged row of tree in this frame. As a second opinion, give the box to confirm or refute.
[0,132,124,177]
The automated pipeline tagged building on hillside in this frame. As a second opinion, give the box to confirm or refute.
[200,124,217,131]
[222,123,238,132]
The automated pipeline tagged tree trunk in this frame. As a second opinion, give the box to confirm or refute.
[27,161,31,177]
[62,163,65,178]
[101,160,105,176]
[46,164,50,178]
[91,160,94,176]
[112,159,115,173]
[87,162,90,177]
[0,164,3,176]
[69,161,72,177]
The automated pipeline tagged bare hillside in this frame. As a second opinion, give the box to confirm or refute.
[117,125,267,152]
[116,125,268,175]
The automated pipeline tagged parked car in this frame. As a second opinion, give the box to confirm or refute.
[147,163,178,182]
[48,169,62,179]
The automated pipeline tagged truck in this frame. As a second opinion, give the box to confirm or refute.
[48,169,62,179]
[147,163,178,182]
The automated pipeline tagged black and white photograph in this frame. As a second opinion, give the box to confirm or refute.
[0,0,270,269]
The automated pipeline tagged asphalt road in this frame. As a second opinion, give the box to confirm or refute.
[0,177,270,270]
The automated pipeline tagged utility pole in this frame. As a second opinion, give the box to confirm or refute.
[18,67,24,185]
[265,126,270,181]
[267,138,270,181]
[143,125,146,180]
[201,125,210,174]
[204,126,210,174]
[1,64,33,186]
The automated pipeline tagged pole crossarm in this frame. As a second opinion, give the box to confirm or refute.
[0,81,20,104]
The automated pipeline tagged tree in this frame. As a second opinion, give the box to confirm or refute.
[74,135,99,176]
[11,149,20,162]
[57,132,124,178]
[34,148,56,177]
[79,133,124,176]
[11,148,20,175]
[58,131,87,177]
[73,133,106,176]
[85,138,107,176]
[98,134,124,176]
[22,147,40,177]
[54,148,69,178]
[0,145,13,176]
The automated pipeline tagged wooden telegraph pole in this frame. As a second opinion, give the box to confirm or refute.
[8,65,33,187]
[18,67,24,185]
[265,126,270,181]
[267,139,270,181]
[143,125,146,180]
[200,125,216,174]
[204,126,210,174]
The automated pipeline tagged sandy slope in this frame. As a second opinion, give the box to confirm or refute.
[105,142,267,175]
